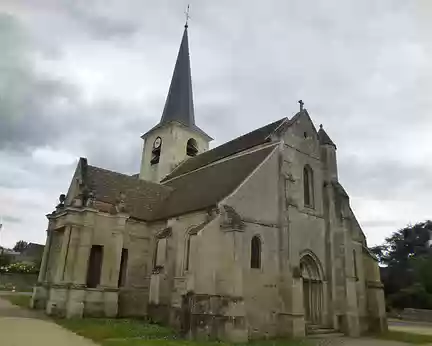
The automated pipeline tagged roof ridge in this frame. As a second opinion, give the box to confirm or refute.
[161,117,288,182]
[151,142,278,221]
[87,165,171,190]
[163,142,280,184]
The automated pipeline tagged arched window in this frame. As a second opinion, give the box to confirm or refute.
[185,235,194,271]
[153,239,159,269]
[151,137,162,165]
[251,236,261,269]
[303,165,314,208]
[186,138,198,157]
[353,249,358,280]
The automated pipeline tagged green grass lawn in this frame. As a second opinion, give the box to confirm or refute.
[56,318,176,342]
[377,331,432,344]
[102,339,309,346]
[55,318,309,346]
[1,293,31,308]
[0,294,308,346]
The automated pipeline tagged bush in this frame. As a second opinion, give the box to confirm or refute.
[388,284,432,310]
[0,262,39,274]
[0,254,12,267]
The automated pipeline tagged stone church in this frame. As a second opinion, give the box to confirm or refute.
[31,24,387,341]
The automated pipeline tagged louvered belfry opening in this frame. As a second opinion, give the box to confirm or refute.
[151,145,161,165]
[186,138,198,157]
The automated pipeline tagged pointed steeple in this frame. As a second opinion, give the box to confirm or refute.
[318,124,336,148]
[160,25,195,127]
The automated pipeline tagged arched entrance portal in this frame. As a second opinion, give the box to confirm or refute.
[300,253,324,325]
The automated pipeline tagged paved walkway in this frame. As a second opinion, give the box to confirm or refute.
[389,318,432,336]
[0,296,97,346]
[0,295,428,346]
[310,336,415,346]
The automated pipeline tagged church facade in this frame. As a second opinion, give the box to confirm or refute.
[31,25,387,341]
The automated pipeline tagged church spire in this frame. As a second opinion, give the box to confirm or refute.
[160,25,195,128]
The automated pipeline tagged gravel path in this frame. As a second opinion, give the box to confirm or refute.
[0,296,98,346]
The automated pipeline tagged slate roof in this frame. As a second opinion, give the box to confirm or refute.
[85,165,172,221]
[152,143,278,220]
[142,26,211,141]
[161,26,195,128]
[78,143,276,221]
[332,180,349,198]
[162,117,287,182]
[318,125,336,148]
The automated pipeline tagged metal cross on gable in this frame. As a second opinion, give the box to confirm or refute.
[185,4,191,27]
[298,99,304,111]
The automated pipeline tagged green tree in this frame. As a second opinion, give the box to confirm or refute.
[0,252,11,267]
[372,220,432,309]
[12,240,29,253]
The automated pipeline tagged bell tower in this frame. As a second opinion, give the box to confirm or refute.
[139,24,212,183]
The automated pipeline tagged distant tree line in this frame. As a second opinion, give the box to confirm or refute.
[0,240,30,266]
[370,220,432,310]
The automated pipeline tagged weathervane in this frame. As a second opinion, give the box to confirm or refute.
[185,4,191,28]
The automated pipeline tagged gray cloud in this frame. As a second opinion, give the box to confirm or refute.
[2,215,22,224]
[0,0,431,247]
[338,156,432,201]
[62,1,141,39]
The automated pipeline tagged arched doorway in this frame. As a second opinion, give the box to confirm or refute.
[300,253,324,325]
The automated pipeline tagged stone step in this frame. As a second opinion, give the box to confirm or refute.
[306,324,342,337]
[307,332,345,339]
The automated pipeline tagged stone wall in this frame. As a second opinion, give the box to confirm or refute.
[0,273,38,292]
[140,122,210,183]
[401,308,432,323]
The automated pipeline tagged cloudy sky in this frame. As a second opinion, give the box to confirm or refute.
[0,0,431,248]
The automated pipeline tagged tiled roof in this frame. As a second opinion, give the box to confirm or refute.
[79,144,276,221]
[73,116,286,221]
[162,117,287,182]
[151,144,277,220]
[85,165,172,221]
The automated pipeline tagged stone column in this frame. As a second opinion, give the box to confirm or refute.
[72,225,92,285]
[65,225,89,318]
[31,229,53,309]
[46,226,71,316]
[62,226,81,282]
[101,231,123,288]
[38,229,52,283]
[101,216,127,317]
[54,226,72,283]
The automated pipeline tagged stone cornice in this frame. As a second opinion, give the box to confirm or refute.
[367,280,384,289]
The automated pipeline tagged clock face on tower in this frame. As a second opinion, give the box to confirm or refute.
[153,137,162,149]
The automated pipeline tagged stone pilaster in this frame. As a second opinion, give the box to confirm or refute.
[54,226,72,283]
[31,229,53,309]
[342,219,360,336]
[72,225,92,285]
[366,281,387,333]
[290,276,306,337]
[63,225,90,318]
[38,229,53,283]
[62,225,81,282]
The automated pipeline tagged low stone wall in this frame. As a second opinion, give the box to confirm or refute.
[0,273,38,292]
[401,308,432,322]
[118,288,149,318]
